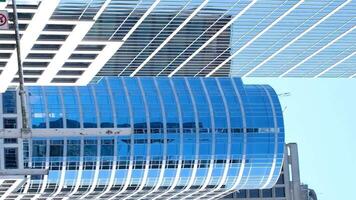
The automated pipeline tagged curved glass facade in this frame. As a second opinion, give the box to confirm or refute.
[18,77,284,199]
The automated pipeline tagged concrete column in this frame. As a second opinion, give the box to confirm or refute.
[0,92,3,128]
[0,139,4,170]
[282,145,291,200]
[17,138,24,170]
[287,143,302,200]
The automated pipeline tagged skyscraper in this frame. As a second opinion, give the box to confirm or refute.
[222,143,318,200]
[0,77,284,199]
[0,0,355,92]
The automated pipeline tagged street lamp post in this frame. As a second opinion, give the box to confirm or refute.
[11,0,31,135]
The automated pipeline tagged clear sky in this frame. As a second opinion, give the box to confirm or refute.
[244,78,356,200]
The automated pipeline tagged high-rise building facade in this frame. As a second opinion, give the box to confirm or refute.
[0,77,284,199]
[222,143,318,200]
[0,0,355,92]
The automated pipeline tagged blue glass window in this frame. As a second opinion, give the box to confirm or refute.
[150,135,163,156]
[28,88,46,128]
[124,78,147,130]
[32,140,46,157]
[172,78,195,132]
[44,87,63,128]
[108,78,131,128]
[67,139,80,157]
[166,134,180,156]
[183,134,196,159]
[157,78,180,132]
[101,139,114,156]
[22,76,285,191]
[140,77,163,132]
[134,138,147,157]
[199,134,211,156]
[204,78,227,131]
[2,91,17,114]
[78,87,97,128]
[242,85,274,129]
[275,187,286,197]
[93,80,114,128]
[218,78,244,129]
[117,136,130,158]
[3,118,17,129]
[265,86,284,131]
[188,78,211,132]
[32,140,46,168]
[61,87,81,128]
[249,189,260,198]
[50,140,63,157]
[215,134,228,156]
[84,139,97,157]
[262,189,273,197]
[236,190,247,198]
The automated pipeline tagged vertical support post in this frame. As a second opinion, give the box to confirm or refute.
[287,143,302,200]
[11,0,30,135]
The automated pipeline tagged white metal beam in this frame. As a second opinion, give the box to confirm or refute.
[0,0,60,93]
[48,140,67,199]
[79,140,101,199]
[108,0,142,40]
[94,0,112,20]
[260,86,279,189]
[281,26,355,77]
[123,0,160,41]
[32,41,65,45]
[29,49,58,54]
[198,78,232,199]
[156,0,240,77]
[349,70,356,78]
[5,7,38,13]
[151,79,184,200]
[121,78,151,200]
[76,41,122,85]
[96,137,118,199]
[168,0,257,77]
[209,78,247,199]
[137,79,168,200]
[129,0,209,77]
[64,138,84,199]
[32,140,50,200]
[38,21,94,84]
[0,29,69,35]
[207,0,304,77]
[180,78,216,200]
[167,77,200,200]
[242,0,351,78]
[107,78,134,200]
[0,179,24,200]
[47,20,81,25]
[317,51,355,78]
[117,0,190,76]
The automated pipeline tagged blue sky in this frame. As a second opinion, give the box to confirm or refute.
[244,78,356,200]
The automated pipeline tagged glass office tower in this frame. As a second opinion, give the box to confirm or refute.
[0,77,284,199]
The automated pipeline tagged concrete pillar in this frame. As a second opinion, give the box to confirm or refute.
[287,143,302,200]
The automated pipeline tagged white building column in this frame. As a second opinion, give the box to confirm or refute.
[260,86,279,189]
[210,78,247,199]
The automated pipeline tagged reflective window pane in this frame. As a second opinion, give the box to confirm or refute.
[29,88,46,128]
[62,87,81,128]
[44,87,63,128]
[79,87,97,128]
[93,80,114,128]
[2,91,17,114]
[3,118,17,129]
